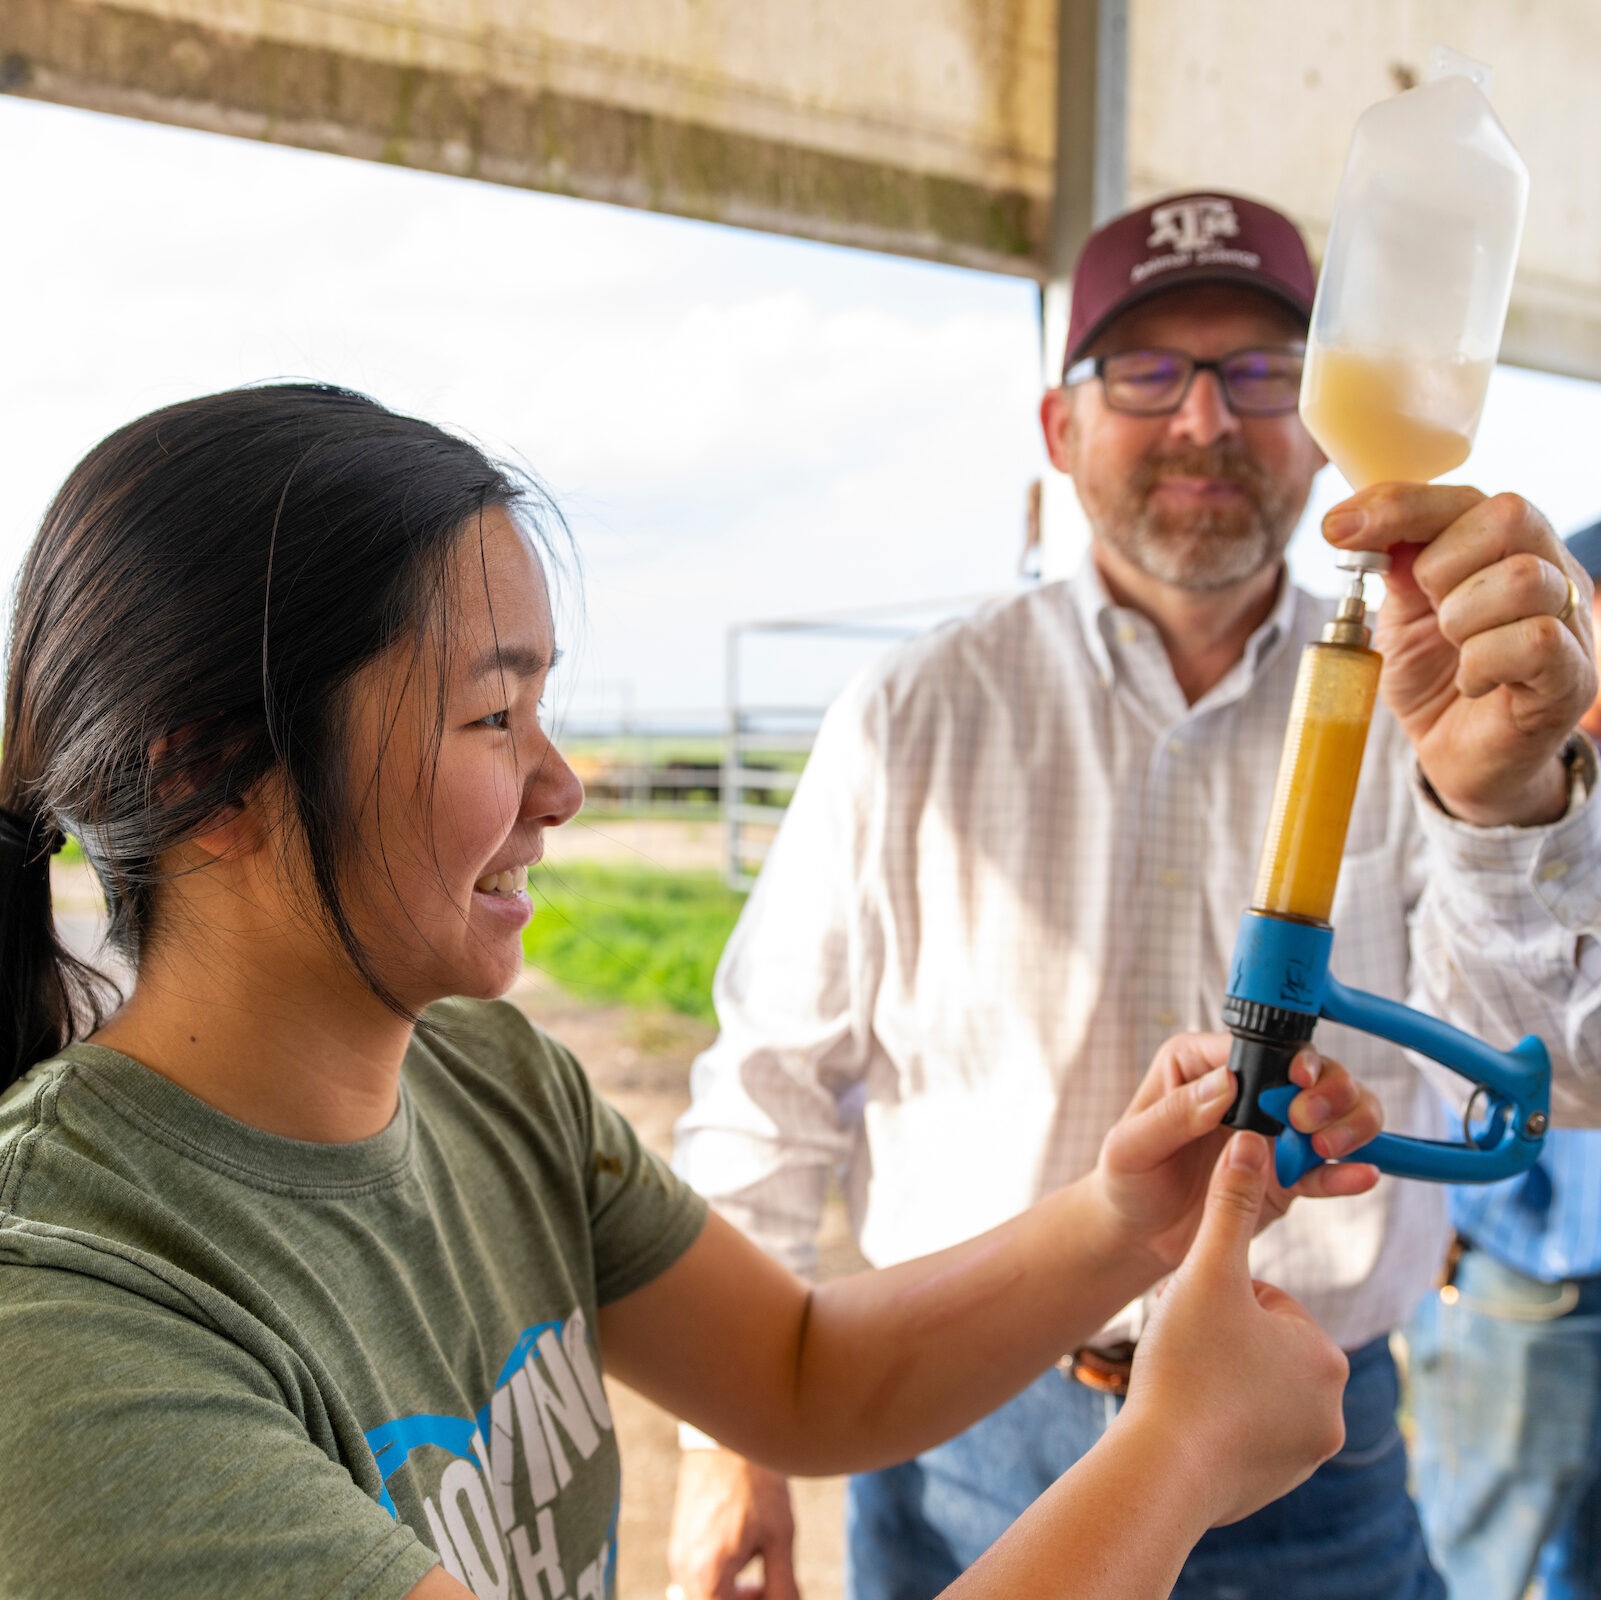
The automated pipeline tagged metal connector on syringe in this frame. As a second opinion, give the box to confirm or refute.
[1322,549,1391,648]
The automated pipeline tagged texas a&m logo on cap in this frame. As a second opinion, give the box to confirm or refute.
[1132,196,1262,286]
[1147,197,1240,255]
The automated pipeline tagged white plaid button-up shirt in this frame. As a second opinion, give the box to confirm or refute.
[675,562,1601,1349]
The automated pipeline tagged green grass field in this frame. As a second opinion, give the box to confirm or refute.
[56,836,740,1022]
[522,860,745,1022]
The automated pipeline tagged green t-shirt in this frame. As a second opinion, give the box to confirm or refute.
[0,997,707,1600]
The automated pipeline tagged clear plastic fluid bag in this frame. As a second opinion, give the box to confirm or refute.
[1299,46,1529,489]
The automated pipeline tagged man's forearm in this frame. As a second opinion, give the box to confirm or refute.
[675,1037,851,1279]
[1408,745,1601,1121]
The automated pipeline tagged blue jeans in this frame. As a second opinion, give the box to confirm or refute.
[846,1337,1443,1600]
[1408,1247,1601,1600]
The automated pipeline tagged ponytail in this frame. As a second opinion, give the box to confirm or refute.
[0,802,111,1090]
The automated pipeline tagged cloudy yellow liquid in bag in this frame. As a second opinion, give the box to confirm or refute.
[1252,643,1382,924]
[1300,345,1492,489]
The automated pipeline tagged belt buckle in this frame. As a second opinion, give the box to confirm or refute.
[1438,1233,1467,1305]
[1066,1339,1137,1396]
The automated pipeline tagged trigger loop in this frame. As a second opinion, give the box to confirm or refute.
[1462,1085,1491,1148]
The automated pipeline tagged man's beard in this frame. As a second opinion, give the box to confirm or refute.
[1095,444,1302,593]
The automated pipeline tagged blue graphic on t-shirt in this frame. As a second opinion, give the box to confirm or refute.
[363,1311,622,1598]
[364,1318,561,1516]
[367,1413,480,1517]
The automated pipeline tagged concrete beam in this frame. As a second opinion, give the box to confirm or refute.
[0,0,1054,277]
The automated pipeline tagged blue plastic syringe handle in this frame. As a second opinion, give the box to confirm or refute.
[1227,910,1550,1188]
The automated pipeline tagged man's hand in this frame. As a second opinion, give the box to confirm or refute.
[1091,1034,1381,1274]
[668,1450,799,1600]
[1324,485,1597,825]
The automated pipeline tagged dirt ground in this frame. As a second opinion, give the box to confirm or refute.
[50,819,858,1600]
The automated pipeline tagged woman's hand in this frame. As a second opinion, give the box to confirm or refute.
[1119,1133,1350,1527]
[933,1136,1350,1600]
[1089,1032,1382,1274]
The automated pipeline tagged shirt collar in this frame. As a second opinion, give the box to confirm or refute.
[1066,550,1299,697]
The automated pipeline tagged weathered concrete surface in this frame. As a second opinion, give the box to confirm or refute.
[0,0,1055,275]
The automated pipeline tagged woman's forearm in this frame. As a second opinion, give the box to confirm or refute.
[939,1410,1215,1600]
[594,1178,1161,1478]
[604,1047,1237,1475]
[780,1174,1163,1473]
[598,1041,1368,1482]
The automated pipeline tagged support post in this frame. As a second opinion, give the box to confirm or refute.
[722,626,743,889]
[1040,0,1128,580]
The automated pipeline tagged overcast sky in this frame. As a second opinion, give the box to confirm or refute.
[6,95,1601,724]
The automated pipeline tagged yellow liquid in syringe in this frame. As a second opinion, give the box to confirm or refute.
[1300,346,1492,489]
[1252,643,1381,924]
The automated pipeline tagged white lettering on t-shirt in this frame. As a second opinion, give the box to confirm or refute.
[509,1507,568,1600]
[574,1549,604,1600]
[509,1366,561,1507]
[525,1331,602,1486]
[440,1456,513,1600]
[422,1495,471,1586]
[485,1386,522,1532]
[561,1311,614,1432]
[368,1308,618,1600]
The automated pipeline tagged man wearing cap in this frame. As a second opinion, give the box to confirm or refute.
[1405,519,1601,1600]
[669,193,1601,1600]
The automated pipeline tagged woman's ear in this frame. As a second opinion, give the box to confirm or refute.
[188,796,268,863]
[147,719,270,863]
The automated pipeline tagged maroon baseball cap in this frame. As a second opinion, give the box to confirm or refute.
[1063,192,1316,375]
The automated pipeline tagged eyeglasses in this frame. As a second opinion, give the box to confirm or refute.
[1063,345,1306,417]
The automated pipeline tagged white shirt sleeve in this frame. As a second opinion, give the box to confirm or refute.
[672,678,887,1277]
[1407,737,1601,1126]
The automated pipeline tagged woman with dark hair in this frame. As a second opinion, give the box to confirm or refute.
[0,384,1381,1600]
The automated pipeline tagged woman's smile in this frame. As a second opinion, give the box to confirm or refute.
[471,859,536,932]
[473,862,531,897]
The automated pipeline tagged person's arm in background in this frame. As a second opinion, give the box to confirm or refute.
[1326,486,1601,1124]
[671,678,890,1600]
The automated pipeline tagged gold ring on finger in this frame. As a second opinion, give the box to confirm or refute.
[1558,576,1579,625]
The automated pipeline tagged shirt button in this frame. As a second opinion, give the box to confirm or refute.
[1538,860,1569,883]
[1157,868,1185,889]
[1116,623,1138,644]
[1154,1008,1180,1028]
